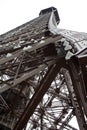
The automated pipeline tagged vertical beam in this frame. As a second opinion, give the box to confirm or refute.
[62,68,87,130]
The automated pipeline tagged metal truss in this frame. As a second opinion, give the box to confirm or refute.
[0,7,87,130]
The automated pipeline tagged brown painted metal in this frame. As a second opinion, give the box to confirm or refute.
[13,58,66,130]
[0,7,87,130]
[62,68,87,130]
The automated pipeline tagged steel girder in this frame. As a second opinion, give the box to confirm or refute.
[0,7,87,130]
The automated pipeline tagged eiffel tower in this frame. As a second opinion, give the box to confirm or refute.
[0,7,87,130]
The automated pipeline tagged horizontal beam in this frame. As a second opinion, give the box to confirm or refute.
[0,36,62,65]
[0,60,54,93]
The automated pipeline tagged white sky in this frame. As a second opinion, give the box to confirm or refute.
[0,0,83,129]
[0,0,87,35]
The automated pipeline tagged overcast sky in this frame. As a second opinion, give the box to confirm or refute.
[0,0,83,129]
[0,0,87,35]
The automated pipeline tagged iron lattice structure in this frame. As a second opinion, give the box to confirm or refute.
[0,7,87,130]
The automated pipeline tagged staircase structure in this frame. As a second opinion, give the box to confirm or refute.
[0,7,87,130]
